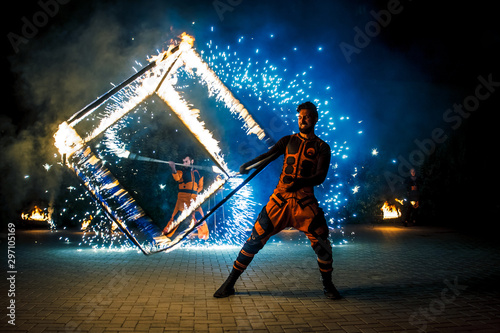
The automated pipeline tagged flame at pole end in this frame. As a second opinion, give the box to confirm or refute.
[53,121,84,163]
[180,32,195,49]
[149,32,194,64]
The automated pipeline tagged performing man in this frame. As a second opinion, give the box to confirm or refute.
[214,101,341,299]
[163,156,209,240]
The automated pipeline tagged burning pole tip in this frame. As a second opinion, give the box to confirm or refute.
[148,32,192,64]
[53,121,84,163]
[180,32,195,47]
[154,32,194,61]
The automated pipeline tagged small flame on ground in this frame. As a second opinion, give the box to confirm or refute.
[22,206,48,221]
[381,200,402,219]
[81,215,93,230]
[22,206,56,229]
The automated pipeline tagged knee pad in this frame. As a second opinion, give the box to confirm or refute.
[307,208,329,240]
[241,208,275,254]
[313,238,332,261]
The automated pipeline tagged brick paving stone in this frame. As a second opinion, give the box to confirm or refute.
[1,224,500,332]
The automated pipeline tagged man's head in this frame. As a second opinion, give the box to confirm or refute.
[297,101,318,135]
[182,156,194,166]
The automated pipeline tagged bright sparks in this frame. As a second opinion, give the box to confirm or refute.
[53,32,268,254]
[50,29,374,253]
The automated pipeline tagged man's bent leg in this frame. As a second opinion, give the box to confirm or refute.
[214,208,275,298]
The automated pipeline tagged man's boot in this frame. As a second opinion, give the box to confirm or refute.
[213,268,242,298]
[321,271,342,300]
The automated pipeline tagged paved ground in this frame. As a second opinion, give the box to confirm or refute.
[1,222,500,333]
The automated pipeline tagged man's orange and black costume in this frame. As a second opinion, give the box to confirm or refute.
[232,133,333,275]
[163,167,209,239]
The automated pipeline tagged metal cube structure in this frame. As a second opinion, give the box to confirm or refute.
[54,34,267,254]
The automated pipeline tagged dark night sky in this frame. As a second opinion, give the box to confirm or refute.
[2,0,499,222]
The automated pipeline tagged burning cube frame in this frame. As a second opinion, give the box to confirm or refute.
[54,34,268,255]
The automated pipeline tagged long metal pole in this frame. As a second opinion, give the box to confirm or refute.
[195,152,278,225]
[68,45,180,126]
[68,63,156,125]
[127,152,218,173]
[199,153,276,215]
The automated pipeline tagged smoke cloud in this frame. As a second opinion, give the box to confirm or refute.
[3,0,496,224]
[3,0,196,222]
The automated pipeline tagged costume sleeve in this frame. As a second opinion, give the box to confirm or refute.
[310,142,331,186]
[240,135,290,172]
[172,170,183,182]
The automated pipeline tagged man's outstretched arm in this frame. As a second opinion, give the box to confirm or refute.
[239,136,290,174]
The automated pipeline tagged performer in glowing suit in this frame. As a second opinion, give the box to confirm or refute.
[214,101,341,299]
[163,156,209,240]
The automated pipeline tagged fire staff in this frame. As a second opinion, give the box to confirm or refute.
[163,156,209,240]
[214,101,341,299]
